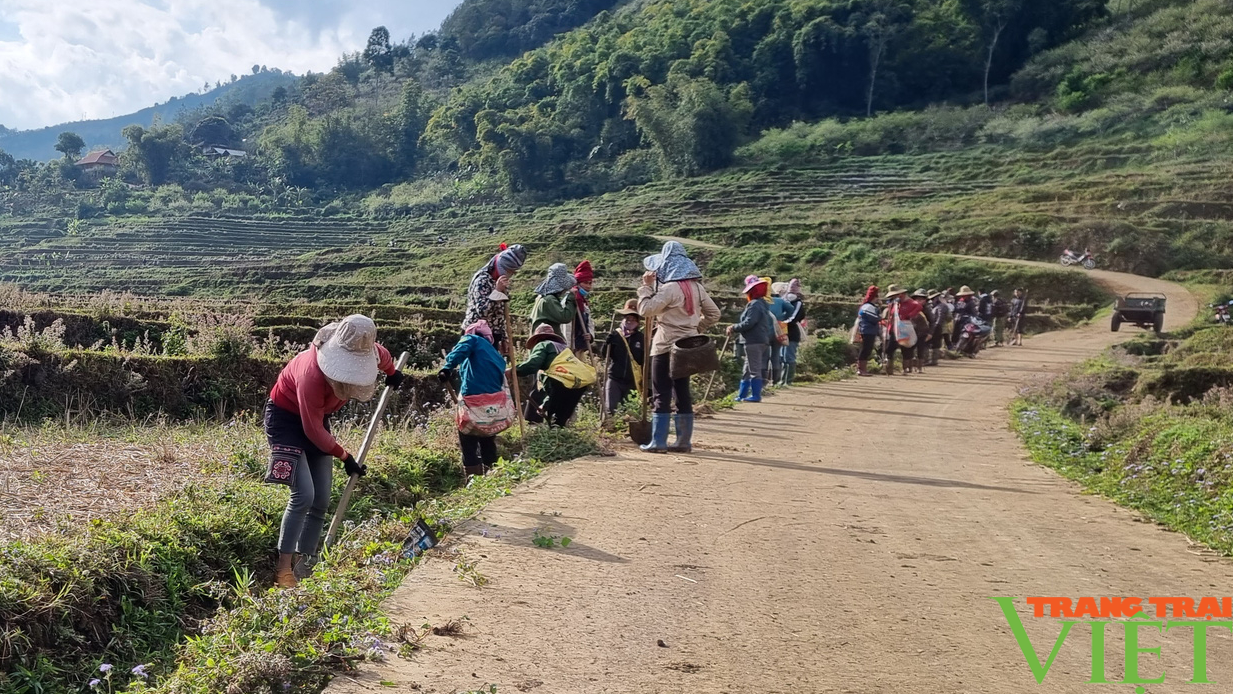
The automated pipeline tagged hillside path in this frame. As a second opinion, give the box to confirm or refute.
[329,263,1233,694]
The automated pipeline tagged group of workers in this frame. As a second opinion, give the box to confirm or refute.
[258,236,1027,588]
[855,284,1028,376]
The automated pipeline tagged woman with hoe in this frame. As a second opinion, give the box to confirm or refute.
[637,241,721,453]
[265,315,405,588]
[530,263,578,336]
[729,275,774,401]
[601,299,645,413]
[463,244,528,355]
[517,324,589,427]
[439,320,511,477]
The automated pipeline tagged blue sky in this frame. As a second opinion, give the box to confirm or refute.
[0,0,463,130]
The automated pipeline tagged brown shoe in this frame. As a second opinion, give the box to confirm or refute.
[275,567,298,589]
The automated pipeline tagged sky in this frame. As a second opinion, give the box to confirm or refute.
[0,0,463,131]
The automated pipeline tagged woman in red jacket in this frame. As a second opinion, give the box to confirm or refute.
[265,314,403,588]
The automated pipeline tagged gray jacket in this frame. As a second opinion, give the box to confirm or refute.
[732,298,773,345]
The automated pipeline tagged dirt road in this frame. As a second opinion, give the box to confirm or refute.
[329,265,1233,693]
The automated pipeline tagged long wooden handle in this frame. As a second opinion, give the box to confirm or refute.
[504,302,526,439]
[640,314,654,421]
[701,332,732,405]
[323,351,409,550]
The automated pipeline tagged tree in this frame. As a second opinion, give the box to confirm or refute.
[363,26,394,108]
[0,148,16,186]
[122,124,185,184]
[625,74,752,177]
[857,0,911,117]
[252,64,260,75]
[188,115,235,146]
[54,132,86,160]
[967,0,1023,106]
[394,81,433,174]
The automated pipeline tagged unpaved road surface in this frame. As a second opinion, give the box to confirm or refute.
[329,265,1232,693]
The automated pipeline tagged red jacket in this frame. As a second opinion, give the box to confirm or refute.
[270,344,395,459]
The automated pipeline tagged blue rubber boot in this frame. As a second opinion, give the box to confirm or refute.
[736,379,751,402]
[639,413,671,453]
[747,378,764,403]
[669,413,694,453]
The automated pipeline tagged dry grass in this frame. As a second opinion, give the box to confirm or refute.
[0,422,257,540]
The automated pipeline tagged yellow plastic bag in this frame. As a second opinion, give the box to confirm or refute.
[545,348,597,389]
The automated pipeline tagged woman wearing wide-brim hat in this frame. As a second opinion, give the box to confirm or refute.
[637,241,721,453]
[265,314,405,588]
[879,284,918,375]
[516,324,587,427]
[951,285,978,345]
[727,275,774,401]
[600,299,645,415]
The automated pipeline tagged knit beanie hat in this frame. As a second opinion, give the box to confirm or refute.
[574,260,594,284]
[494,244,527,276]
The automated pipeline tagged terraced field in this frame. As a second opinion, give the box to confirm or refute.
[4,144,1228,304]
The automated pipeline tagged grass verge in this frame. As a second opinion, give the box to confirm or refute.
[0,416,598,694]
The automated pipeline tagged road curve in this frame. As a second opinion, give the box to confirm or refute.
[329,260,1224,694]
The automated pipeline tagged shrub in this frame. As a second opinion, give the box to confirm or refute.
[798,335,853,377]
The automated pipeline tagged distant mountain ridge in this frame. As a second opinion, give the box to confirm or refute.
[0,71,297,162]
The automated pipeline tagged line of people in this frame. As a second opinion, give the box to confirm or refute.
[854,284,1028,376]
[266,239,1049,588]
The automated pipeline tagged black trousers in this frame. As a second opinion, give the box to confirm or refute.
[526,380,587,427]
[459,433,497,470]
[857,335,878,361]
[651,353,692,415]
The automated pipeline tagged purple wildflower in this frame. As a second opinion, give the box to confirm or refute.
[99,664,112,673]
[132,664,149,678]
[89,680,101,688]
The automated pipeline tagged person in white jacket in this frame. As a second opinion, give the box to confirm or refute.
[636,241,721,453]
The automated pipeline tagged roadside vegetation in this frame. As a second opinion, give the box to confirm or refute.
[1014,285,1233,555]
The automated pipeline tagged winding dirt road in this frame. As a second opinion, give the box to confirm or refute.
[329,264,1233,694]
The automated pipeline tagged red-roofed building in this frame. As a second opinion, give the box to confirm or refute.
[76,149,119,176]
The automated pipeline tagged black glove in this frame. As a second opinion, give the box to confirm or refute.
[342,454,367,478]
[385,371,405,391]
[437,368,455,383]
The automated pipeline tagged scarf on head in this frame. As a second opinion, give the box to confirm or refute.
[747,282,768,301]
[464,320,494,343]
[535,263,577,296]
[644,241,702,282]
[863,285,879,304]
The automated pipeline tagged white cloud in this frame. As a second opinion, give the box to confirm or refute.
[0,0,461,129]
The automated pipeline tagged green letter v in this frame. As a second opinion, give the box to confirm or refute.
[990,597,1075,684]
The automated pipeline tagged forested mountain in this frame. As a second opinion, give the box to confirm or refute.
[0,70,297,162]
[439,0,627,61]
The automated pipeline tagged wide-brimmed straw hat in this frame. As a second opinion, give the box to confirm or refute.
[912,288,928,299]
[956,285,976,297]
[526,324,567,349]
[771,281,790,296]
[885,284,908,298]
[927,290,942,300]
[614,299,641,317]
[742,275,770,294]
[315,315,380,386]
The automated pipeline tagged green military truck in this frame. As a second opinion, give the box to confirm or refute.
[1112,293,1166,335]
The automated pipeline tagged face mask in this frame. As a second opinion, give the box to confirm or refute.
[578,287,589,298]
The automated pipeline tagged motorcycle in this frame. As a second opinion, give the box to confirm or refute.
[1060,249,1097,270]
[954,317,992,357]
